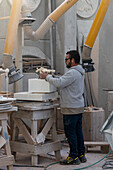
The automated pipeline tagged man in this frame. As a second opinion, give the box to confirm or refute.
[40,50,86,165]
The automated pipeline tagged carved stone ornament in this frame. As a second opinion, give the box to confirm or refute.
[77,0,98,18]
[7,0,41,12]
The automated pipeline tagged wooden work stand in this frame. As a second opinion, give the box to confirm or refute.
[10,101,61,165]
[0,107,17,170]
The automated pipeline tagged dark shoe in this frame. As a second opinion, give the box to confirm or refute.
[79,154,87,163]
[60,156,80,165]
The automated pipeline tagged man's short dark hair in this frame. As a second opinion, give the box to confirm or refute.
[66,50,80,64]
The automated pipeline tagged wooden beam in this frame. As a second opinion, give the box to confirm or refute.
[14,118,35,144]
[36,118,54,144]
[0,156,14,166]
[84,141,109,146]
[0,136,6,148]
[10,141,61,155]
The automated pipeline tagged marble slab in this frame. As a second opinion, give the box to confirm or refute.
[14,92,58,102]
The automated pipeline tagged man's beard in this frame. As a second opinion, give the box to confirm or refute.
[66,61,72,68]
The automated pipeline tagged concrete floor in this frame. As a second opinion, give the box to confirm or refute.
[1,145,112,170]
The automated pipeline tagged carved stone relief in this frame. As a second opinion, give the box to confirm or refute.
[77,0,98,18]
[7,0,41,12]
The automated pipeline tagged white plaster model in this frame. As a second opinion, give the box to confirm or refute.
[14,92,58,101]
[28,79,56,93]
[7,0,41,12]
[77,0,98,18]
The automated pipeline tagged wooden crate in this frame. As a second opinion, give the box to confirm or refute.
[83,108,105,141]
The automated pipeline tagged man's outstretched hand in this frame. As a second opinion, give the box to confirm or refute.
[40,71,48,79]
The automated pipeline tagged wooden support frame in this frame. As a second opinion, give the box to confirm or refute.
[11,102,61,165]
[0,107,17,170]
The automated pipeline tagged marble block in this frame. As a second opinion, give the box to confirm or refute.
[28,79,56,93]
[14,92,58,101]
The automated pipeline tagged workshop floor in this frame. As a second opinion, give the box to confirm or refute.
[1,145,112,170]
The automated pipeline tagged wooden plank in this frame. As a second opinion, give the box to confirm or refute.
[0,135,6,148]
[0,113,8,120]
[14,110,54,120]
[57,134,65,141]
[42,118,54,136]
[84,141,110,154]
[15,103,57,111]
[10,141,35,154]
[13,57,46,62]
[84,141,109,146]
[31,119,38,165]
[36,118,54,144]
[0,107,17,114]
[14,118,35,145]
[15,102,56,110]
[51,108,61,161]
[1,120,11,156]
[0,156,14,167]
[34,141,61,155]
[23,61,46,65]
[56,107,64,131]
[10,141,61,155]
[12,121,19,141]
[22,58,46,61]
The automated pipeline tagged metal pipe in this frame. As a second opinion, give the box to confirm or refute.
[85,0,111,49]
[3,0,22,56]
[3,0,23,84]
[48,0,54,69]
[23,0,78,41]
[52,0,56,70]
[49,0,78,22]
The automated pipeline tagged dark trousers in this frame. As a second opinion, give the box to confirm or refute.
[63,113,85,158]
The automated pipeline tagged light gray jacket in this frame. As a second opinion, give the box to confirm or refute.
[46,65,85,109]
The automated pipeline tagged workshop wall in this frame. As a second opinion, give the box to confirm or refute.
[99,0,113,118]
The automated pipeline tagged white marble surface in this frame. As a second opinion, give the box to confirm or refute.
[0,97,16,102]
[28,79,56,93]
[14,91,58,101]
